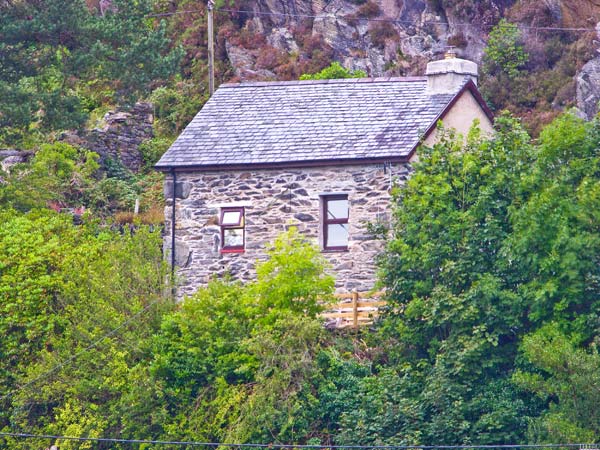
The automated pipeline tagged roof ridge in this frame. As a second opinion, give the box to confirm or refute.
[220,76,427,88]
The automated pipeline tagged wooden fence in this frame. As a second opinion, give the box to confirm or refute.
[321,291,386,329]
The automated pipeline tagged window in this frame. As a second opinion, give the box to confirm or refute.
[322,195,349,251]
[220,207,244,252]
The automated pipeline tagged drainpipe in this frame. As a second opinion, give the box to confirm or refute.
[170,169,177,293]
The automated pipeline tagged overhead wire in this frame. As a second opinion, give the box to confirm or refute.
[0,432,597,448]
[147,6,599,33]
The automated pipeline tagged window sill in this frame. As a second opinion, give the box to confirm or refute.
[220,248,245,254]
[322,248,349,253]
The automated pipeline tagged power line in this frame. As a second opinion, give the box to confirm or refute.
[148,9,204,17]
[0,432,597,448]
[148,6,598,33]
[218,8,596,31]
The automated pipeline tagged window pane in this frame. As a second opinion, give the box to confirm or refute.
[327,199,348,220]
[223,228,244,247]
[326,224,348,248]
[222,210,242,226]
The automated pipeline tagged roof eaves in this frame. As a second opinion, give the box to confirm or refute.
[154,154,411,172]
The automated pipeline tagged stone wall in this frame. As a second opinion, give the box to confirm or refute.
[61,103,153,172]
[164,162,411,298]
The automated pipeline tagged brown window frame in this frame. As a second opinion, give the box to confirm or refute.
[322,194,349,251]
[220,207,245,253]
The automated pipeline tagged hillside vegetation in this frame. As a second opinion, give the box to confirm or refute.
[2,0,600,447]
[2,113,600,447]
[2,0,600,150]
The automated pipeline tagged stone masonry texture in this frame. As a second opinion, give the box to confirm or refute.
[61,103,153,172]
[164,163,411,298]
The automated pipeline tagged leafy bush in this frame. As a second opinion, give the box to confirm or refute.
[0,211,171,446]
[149,83,206,137]
[483,19,528,79]
[149,228,334,442]
[0,142,99,211]
[300,61,367,80]
[87,177,139,214]
[138,137,174,172]
[514,326,600,442]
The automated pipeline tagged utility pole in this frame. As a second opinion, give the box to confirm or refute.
[207,0,215,96]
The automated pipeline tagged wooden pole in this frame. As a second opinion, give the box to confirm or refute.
[352,291,359,329]
[207,0,215,96]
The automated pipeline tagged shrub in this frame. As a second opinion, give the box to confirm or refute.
[149,83,206,136]
[483,19,528,79]
[300,61,367,80]
[87,177,138,214]
[356,0,381,18]
[138,137,173,173]
[368,21,398,48]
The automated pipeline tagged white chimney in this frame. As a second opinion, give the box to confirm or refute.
[426,50,478,95]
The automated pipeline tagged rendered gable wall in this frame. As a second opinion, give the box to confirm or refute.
[422,89,494,148]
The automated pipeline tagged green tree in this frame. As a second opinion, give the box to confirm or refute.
[380,119,532,376]
[503,113,600,342]
[300,61,367,80]
[483,19,528,79]
[1,212,172,449]
[514,326,600,443]
[377,112,600,445]
[0,0,183,144]
[149,228,335,444]
[376,118,541,444]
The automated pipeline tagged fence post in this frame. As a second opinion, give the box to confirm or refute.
[352,291,359,329]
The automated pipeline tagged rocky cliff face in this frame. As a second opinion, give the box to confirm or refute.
[218,0,600,123]
[575,23,600,120]
[225,0,513,78]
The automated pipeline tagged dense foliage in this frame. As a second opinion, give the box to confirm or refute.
[0,209,172,449]
[2,0,600,442]
[0,142,165,221]
[378,113,600,444]
[0,0,182,144]
[300,62,367,80]
[2,113,600,448]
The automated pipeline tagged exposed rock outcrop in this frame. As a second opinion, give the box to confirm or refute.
[576,56,600,120]
[0,149,33,173]
[61,103,153,172]
[224,0,510,78]
[575,23,600,120]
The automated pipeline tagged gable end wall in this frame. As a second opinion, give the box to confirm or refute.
[422,90,494,148]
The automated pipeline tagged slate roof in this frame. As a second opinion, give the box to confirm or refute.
[155,77,475,170]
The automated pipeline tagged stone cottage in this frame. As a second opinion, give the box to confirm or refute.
[155,55,494,298]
